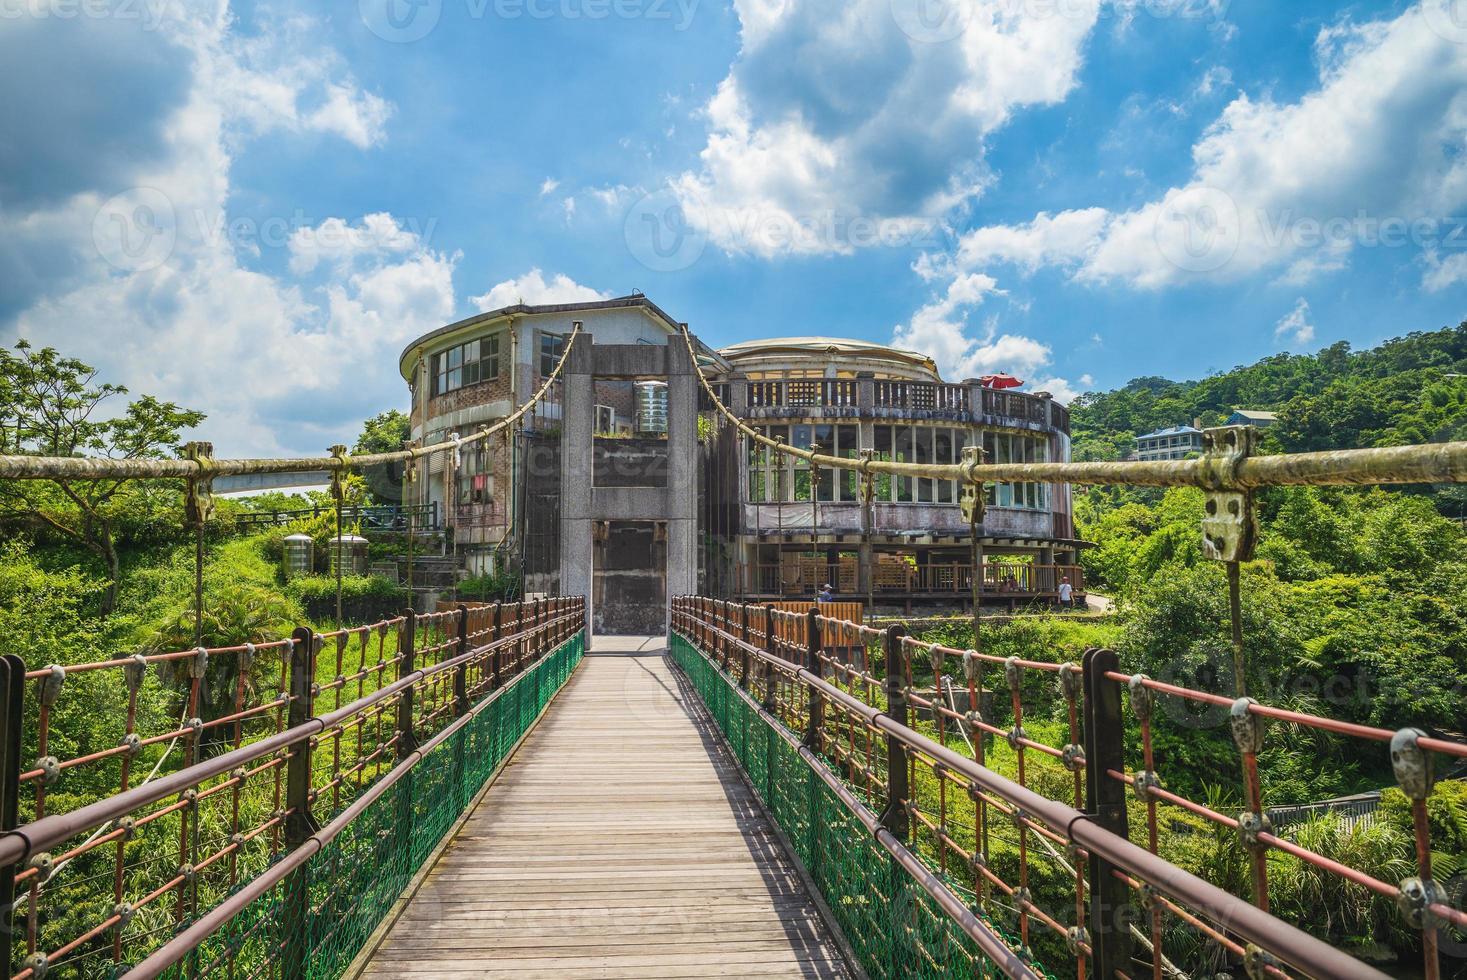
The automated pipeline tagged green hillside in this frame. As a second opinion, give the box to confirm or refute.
[1070,321,1467,465]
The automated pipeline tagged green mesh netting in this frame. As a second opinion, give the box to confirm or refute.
[159,631,584,980]
[671,632,1041,980]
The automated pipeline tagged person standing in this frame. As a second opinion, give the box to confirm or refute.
[817,583,834,603]
[1057,576,1073,610]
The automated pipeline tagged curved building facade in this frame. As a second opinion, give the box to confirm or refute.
[703,337,1081,607]
[399,296,1081,628]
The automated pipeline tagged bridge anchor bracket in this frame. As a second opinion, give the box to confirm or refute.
[183,441,215,529]
[1199,425,1259,563]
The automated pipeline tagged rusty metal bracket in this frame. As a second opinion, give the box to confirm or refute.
[858,449,876,506]
[182,441,215,528]
[1131,769,1161,800]
[1200,425,1259,562]
[328,444,349,502]
[1128,674,1153,721]
[1397,875,1448,930]
[1390,727,1434,799]
[1237,809,1273,850]
[960,445,986,526]
[1243,943,1283,979]
[1229,697,1266,754]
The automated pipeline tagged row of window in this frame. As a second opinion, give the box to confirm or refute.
[744,424,1051,509]
[431,330,567,398]
[432,335,501,396]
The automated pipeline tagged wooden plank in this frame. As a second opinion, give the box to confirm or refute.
[358,636,850,979]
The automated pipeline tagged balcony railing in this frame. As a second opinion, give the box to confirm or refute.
[747,379,859,408]
[874,380,968,412]
[730,378,1067,433]
[979,388,1051,423]
[739,562,1084,598]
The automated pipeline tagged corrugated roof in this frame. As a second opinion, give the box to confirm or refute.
[718,336,938,372]
[1137,425,1202,439]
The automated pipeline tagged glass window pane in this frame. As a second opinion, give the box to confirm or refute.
[895,426,914,502]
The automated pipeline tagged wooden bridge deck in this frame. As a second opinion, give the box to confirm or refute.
[357,636,851,979]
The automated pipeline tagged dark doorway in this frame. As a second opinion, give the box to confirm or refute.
[593,521,667,634]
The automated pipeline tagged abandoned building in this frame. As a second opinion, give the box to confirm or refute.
[399,294,1082,632]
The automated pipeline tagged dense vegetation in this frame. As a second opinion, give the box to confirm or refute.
[898,322,1467,970]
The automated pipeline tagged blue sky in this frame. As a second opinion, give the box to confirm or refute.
[3,0,1467,454]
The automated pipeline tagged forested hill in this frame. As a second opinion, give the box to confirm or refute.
[1069,320,1467,462]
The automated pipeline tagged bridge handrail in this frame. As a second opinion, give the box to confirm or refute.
[120,607,584,980]
[0,324,582,482]
[0,607,580,869]
[673,596,1390,980]
[0,598,585,979]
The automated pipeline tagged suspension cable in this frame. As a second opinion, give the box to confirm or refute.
[0,324,584,483]
[676,324,1467,489]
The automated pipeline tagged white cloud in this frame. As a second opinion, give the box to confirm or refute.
[1423,249,1467,291]
[0,4,432,456]
[587,184,636,213]
[936,2,1467,291]
[1029,376,1083,405]
[287,213,429,274]
[891,273,1057,387]
[212,14,392,149]
[540,177,559,196]
[673,0,1101,256]
[469,269,610,312]
[1273,298,1316,347]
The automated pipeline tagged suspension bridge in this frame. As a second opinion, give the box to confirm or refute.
[0,325,1465,979]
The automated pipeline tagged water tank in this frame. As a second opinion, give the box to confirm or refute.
[635,380,668,435]
[328,534,369,577]
[282,534,314,579]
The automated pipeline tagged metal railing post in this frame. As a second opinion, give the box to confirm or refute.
[454,605,471,717]
[762,605,778,713]
[882,624,909,840]
[1082,647,1133,977]
[282,626,319,980]
[490,601,503,691]
[0,654,24,977]
[804,608,822,749]
[396,609,418,756]
[739,602,752,690]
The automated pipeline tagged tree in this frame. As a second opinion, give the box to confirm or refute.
[353,409,412,505]
[0,341,205,613]
[354,409,411,456]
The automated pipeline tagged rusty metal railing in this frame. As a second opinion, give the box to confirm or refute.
[0,597,585,979]
[672,597,1417,979]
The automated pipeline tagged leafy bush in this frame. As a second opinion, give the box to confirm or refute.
[285,574,409,623]
[457,567,522,602]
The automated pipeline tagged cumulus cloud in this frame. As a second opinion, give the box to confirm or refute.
[934,1,1467,291]
[1273,298,1315,347]
[0,4,437,456]
[890,271,1067,400]
[287,213,431,274]
[672,0,1101,256]
[470,269,610,312]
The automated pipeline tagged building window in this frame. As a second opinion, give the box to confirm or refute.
[539,332,565,377]
[433,335,501,396]
[457,443,494,505]
[982,431,1049,511]
[746,424,971,505]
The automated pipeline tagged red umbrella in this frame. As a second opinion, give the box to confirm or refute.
[979,374,1024,389]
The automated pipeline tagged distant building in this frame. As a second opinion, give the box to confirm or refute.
[1227,409,1278,428]
[1135,425,1203,461]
